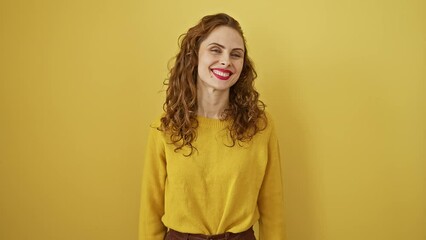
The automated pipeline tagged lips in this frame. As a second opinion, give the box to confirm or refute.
[211,68,232,81]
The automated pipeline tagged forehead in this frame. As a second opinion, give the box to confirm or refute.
[201,26,245,49]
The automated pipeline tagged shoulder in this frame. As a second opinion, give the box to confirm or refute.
[260,110,277,132]
[145,114,166,143]
[148,113,165,130]
[247,110,277,143]
[264,111,275,125]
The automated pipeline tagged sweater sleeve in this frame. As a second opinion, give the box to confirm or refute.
[139,126,167,240]
[258,121,286,240]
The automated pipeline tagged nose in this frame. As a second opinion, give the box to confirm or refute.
[220,54,230,66]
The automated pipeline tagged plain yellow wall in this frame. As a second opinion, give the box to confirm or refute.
[0,0,424,240]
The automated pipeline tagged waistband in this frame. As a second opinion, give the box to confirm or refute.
[165,226,255,240]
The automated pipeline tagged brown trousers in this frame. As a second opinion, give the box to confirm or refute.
[164,227,256,240]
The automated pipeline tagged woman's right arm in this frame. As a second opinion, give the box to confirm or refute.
[139,126,167,240]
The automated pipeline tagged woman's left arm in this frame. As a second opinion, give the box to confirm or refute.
[257,121,286,240]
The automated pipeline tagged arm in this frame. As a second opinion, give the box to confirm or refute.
[258,122,286,240]
[139,126,167,240]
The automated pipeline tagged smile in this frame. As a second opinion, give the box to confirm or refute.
[211,68,232,80]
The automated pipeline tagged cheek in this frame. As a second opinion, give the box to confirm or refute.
[197,62,210,74]
[236,61,244,73]
[198,55,212,69]
[197,60,213,79]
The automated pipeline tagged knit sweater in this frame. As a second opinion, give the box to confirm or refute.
[139,114,285,240]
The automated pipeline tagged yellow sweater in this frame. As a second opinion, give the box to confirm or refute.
[139,114,285,240]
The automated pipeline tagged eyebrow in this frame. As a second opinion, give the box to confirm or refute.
[208,42,245,52]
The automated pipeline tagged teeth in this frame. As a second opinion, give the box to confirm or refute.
[212,69,230,77]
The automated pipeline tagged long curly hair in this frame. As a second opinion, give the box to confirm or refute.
[160,13,267,156]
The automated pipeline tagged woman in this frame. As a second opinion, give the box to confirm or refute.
[140,13,285,240]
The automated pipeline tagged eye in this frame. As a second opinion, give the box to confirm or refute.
[231,52,243,59]
[210,47,221,54]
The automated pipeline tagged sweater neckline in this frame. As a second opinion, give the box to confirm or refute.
[197,115,229,128]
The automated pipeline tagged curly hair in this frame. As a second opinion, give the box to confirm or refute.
[160,13,267,156]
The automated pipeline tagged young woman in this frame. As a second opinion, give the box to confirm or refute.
[140,13,285,240]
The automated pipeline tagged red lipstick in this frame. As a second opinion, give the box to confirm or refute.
[211,68,232,81]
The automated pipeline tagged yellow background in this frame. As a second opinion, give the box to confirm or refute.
[0,0,424,239]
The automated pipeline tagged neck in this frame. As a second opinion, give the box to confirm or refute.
[197,84,229,119]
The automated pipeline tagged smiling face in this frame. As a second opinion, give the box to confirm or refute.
[197,26,245,93]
